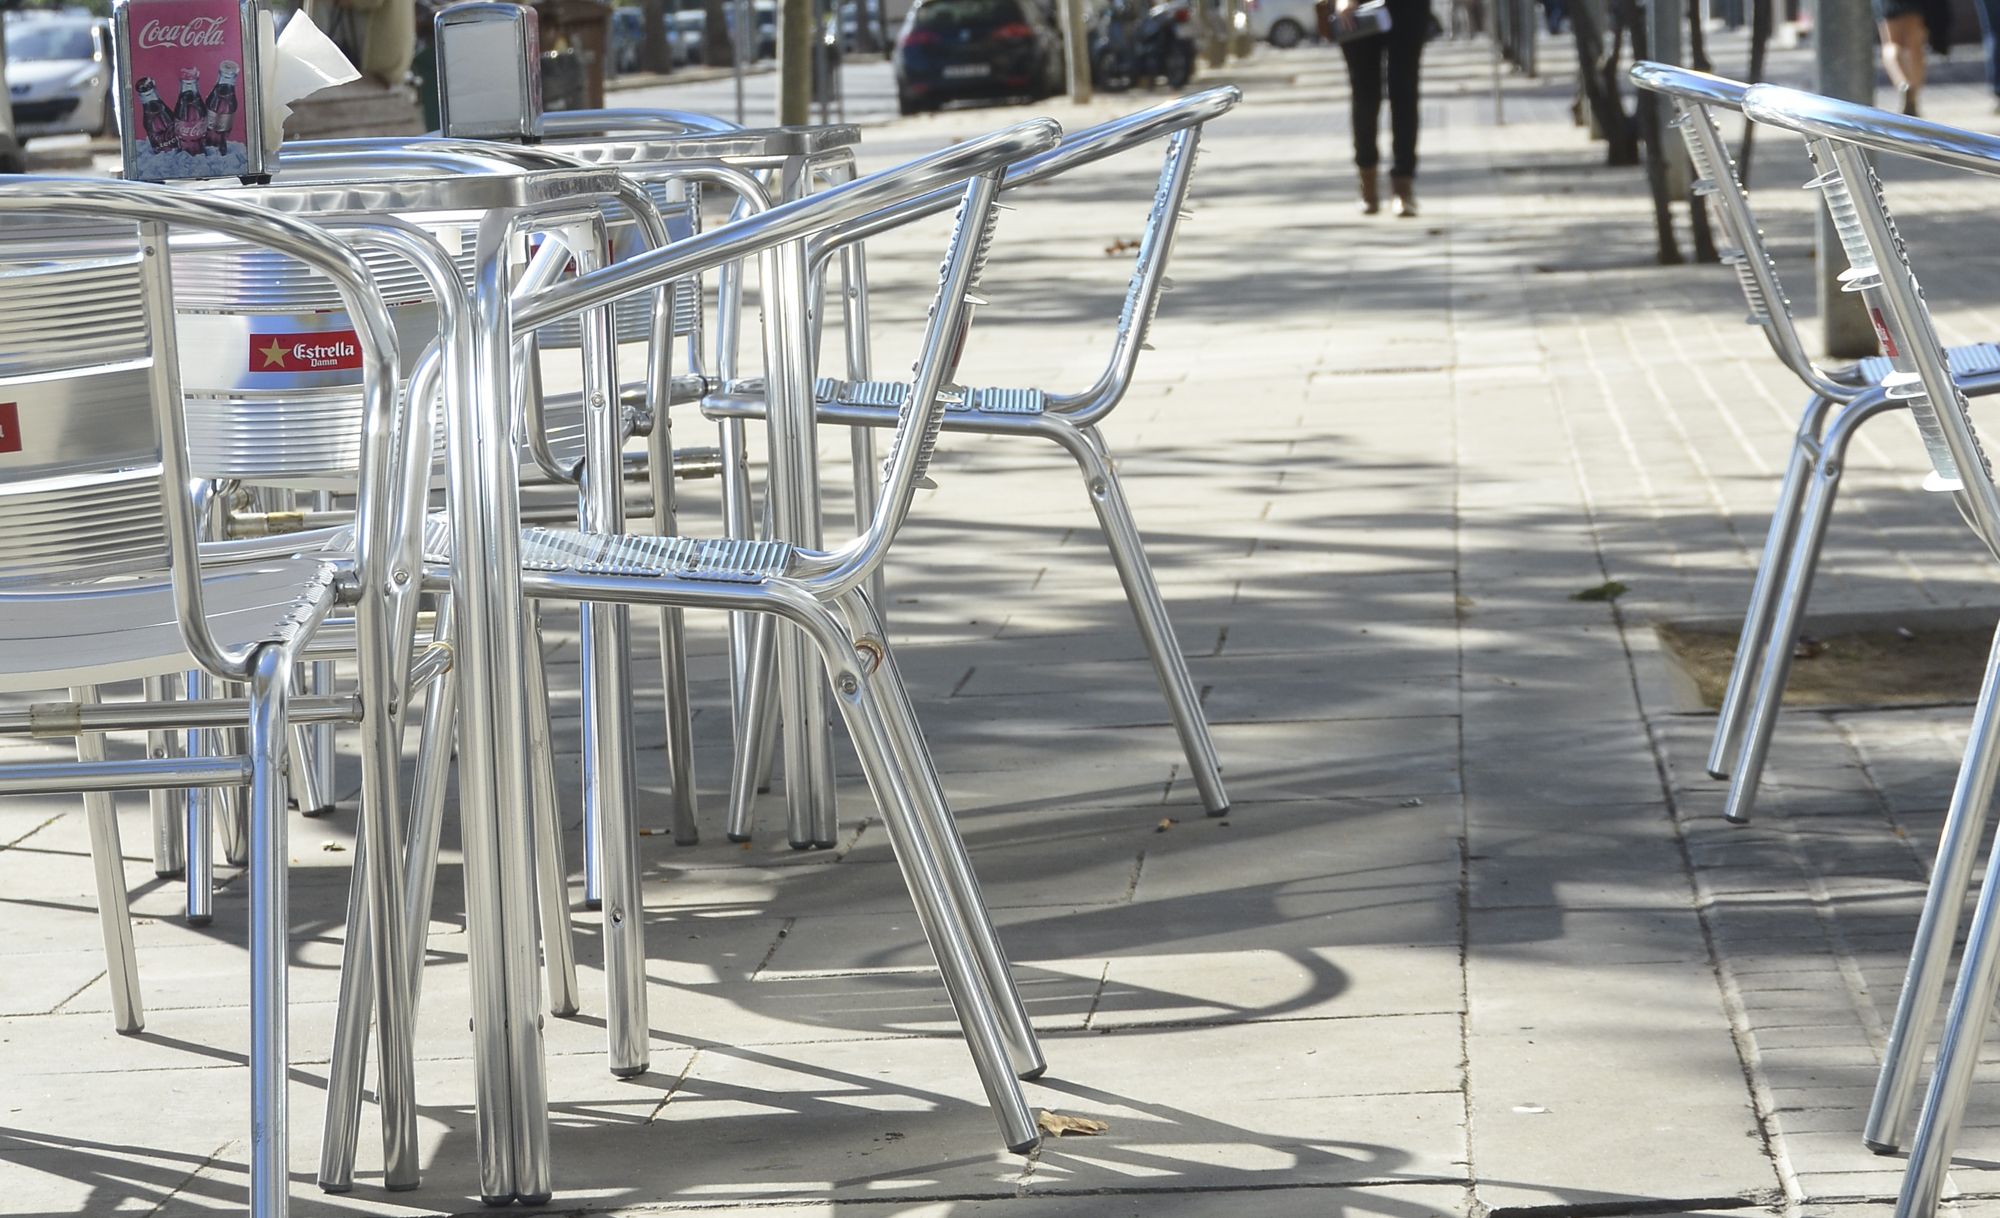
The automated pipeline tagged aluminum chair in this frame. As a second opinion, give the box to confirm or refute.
[0,176,443,1218]
[706,88,1242,844]
[1740,84,2000,1213]
[302,124,1064,1201]
[1631,62,2000,825]
[505,128,1058,1152]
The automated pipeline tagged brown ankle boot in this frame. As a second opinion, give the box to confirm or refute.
[1391,174,1417,218]
[1358,167,1380,215]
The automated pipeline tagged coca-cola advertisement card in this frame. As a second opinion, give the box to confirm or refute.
[112,0,266,182]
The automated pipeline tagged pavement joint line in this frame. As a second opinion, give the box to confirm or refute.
[139,1138,233,1217]
[744,917,797,983]
[1481,1195,1776,1218]
[0,810,64,852]
[44,966,107,1016]
[546,1179,1474,1214]
[1544,292,1791,1201]
[642,1048,699,1125]
[1120,850,1145,904]
[1077,960,1112,1032]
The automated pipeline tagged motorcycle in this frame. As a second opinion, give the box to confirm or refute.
[1088,0,1195,91]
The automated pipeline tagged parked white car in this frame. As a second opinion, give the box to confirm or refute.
[1241,0,1316,46]
[6,16,111,139]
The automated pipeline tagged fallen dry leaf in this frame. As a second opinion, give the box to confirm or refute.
[1037,1110,1109,1138]
[1155,817,1177,833]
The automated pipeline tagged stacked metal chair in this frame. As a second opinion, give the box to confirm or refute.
[707,87,1242,841]
[0,176,447,1218]
[1630,62,2000,825]
[1737,83,2000,1217]
[222,121,1069,1206]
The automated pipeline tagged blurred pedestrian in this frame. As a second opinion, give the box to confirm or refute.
[1334,0,1430,217]
[1874,0,1937,115]
[1972,0,2000,110]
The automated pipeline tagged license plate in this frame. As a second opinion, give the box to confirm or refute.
[943,63,991,78]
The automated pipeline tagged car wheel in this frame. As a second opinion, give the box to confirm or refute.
[897,88,921,115]
[94,85,114,138]
[1268,16,1305,46]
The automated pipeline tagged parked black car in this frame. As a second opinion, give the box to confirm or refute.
[893,0,1064,115]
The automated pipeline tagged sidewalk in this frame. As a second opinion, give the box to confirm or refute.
[14,29,2000,1218]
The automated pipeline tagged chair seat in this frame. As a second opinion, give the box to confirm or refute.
[1860,342,2000,385]
[0,558,337,692]
[815,377,1047,416]
[521,527,793,583]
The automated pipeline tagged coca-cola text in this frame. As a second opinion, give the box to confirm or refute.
[136,16,227,49]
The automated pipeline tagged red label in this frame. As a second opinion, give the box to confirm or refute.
[1868,307,1901,358]
[249,331,362,373]
[0,403,19,454]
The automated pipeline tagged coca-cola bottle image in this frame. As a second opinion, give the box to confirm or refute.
[173,67,206,156]
[135,77,176,153]
[203,61,239,151]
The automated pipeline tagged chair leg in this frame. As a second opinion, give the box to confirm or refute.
[1867,618,2000,1152]
[1707,400,1830,779]
[184,670,215,926]
[244,646,292,1218]
[287,665,336,817]
[725,611,779,842]
[647,390,700,848]
[806,604,1039,1153]
[1892,809,2000,1218]
[523,604,580,1017]
[72,685,143,1035]
[579,595,650,1076]
[1723,400,1879,823]
[143,675,184,879]
[1058,423,1228,814]
[317,832,373,1194]
[320,632,461,1194]
[844,592,1046,1081]
[720,413,763,837]
[219,679,250,868]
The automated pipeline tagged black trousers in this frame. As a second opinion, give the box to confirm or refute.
[1341,0,1428,179]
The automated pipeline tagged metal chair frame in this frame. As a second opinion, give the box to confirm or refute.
[1742,83,2000,1214]
[0,178,446,1218]
[1632,62,2000,825]
[282,123,1060,1202]
[705,88,1242,843]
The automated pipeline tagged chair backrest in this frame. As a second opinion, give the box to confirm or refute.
[0,216,174,587]
[1630,62,1851,401]
[0,178,411,682]
[171,232,447,488]
[1742,84,2000,556]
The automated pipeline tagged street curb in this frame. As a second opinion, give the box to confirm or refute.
[606,63,775,91]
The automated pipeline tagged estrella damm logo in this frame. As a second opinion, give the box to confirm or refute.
[249,331,362,373]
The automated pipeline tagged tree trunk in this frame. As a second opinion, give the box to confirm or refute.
[703,0,734,66]
[779,0,812,124]
[641,0,674,72]
[1738,0,1773,182]
[1569,0,1639,164]
[1618,0,1683,263]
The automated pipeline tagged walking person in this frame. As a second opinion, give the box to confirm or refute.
[1334,0,1431,217]
[1875,0,1946,116]
[1971,0,2000,110]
